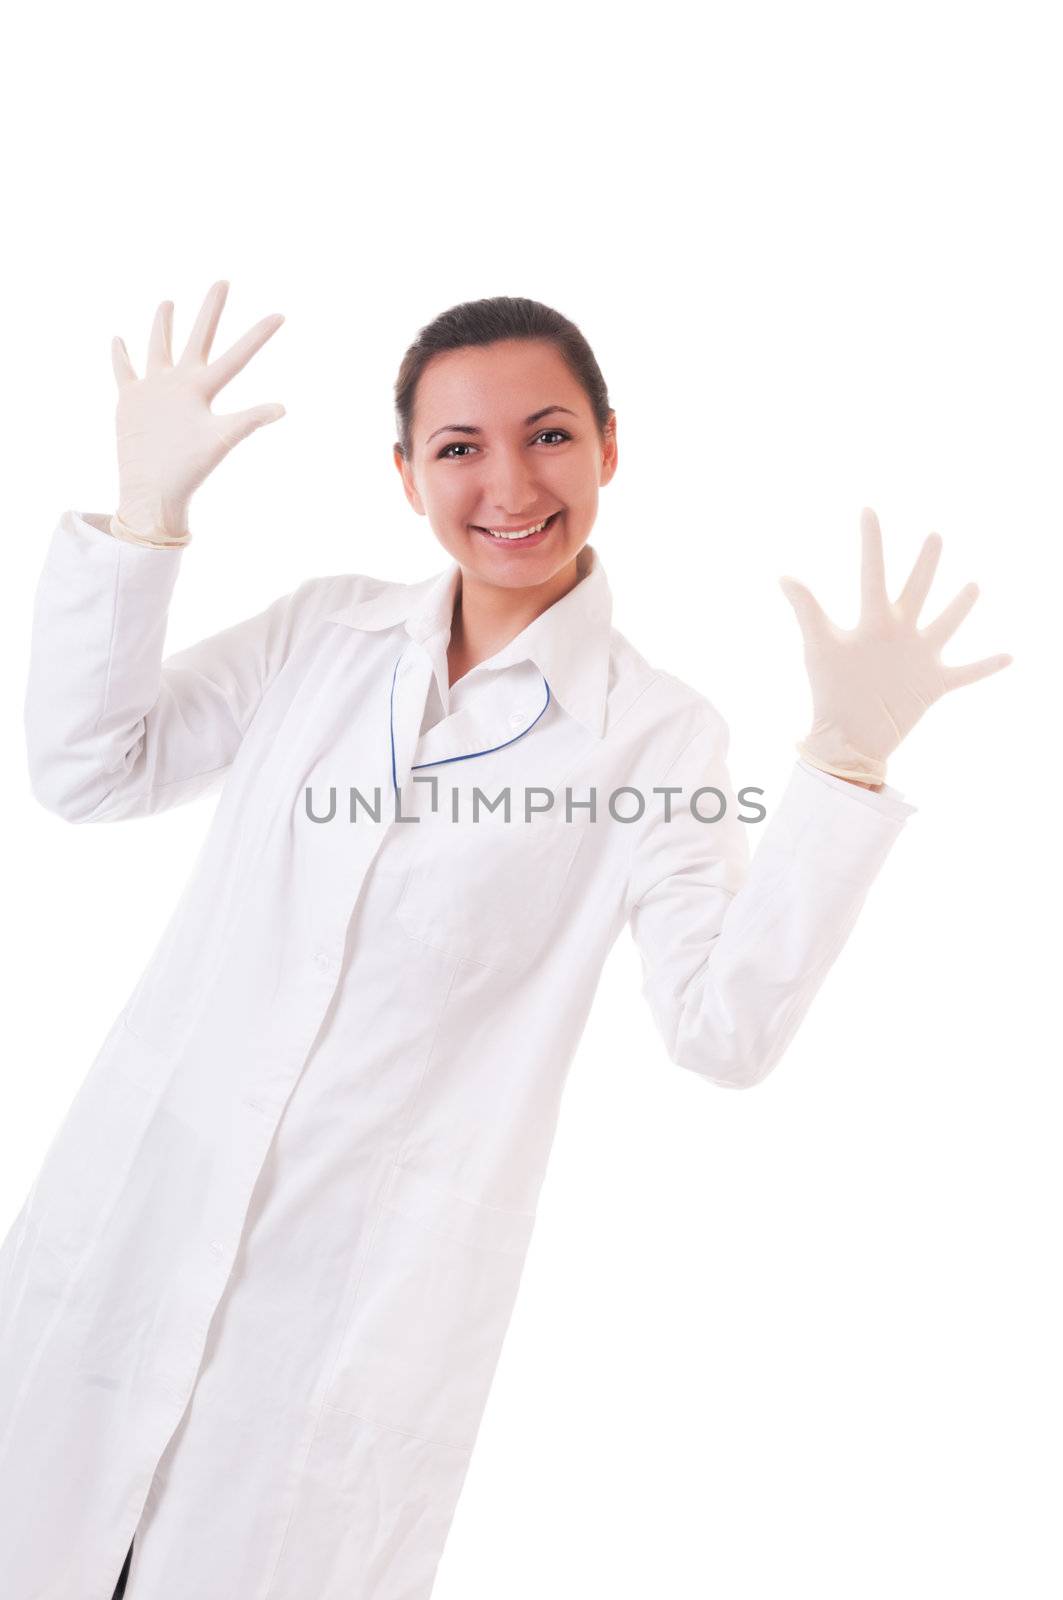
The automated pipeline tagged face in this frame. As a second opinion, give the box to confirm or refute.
[393,338,617,593]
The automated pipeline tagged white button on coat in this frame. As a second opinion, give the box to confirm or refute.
[0,511,916,1598]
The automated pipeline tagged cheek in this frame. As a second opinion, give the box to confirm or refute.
[563,446,602,488]
[425,473,469,512]
[557,464,599,512]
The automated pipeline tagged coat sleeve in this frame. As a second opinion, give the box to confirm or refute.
[624,705,917,1090]
[24,509,321,823]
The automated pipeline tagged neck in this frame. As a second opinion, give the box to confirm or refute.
[447,554,582,688]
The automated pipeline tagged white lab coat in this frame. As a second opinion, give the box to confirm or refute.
[0,510,915,1599]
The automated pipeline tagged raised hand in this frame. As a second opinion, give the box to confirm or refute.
[778,507,1012,785]
[110,280,286,546]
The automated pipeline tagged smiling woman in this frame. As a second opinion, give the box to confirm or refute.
[0,281,1010,1600]
[390,298,620,686]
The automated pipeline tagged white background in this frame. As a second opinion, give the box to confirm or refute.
[2,2,1059,1594]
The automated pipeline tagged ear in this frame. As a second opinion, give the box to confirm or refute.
[393,445,426,515]
[599,412,619,487]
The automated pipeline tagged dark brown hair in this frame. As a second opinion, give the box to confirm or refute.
[393,296,613,461]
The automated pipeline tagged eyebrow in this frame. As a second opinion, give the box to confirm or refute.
[426,405,578,445]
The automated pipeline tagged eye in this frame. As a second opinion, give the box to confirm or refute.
[436,429,573,460]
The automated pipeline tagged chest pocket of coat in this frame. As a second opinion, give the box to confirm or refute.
[394,811,584,973]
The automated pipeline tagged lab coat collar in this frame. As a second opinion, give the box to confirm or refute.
[326,543,613,739]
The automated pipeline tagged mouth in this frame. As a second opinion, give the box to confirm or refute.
[470,510,561,546]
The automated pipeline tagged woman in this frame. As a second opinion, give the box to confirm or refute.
[1,283,1009,1600]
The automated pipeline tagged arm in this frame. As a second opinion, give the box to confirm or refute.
[630,505,1011,1091]
[25,281,297,822]
[24,509,314,822]
[625,711,916,1091]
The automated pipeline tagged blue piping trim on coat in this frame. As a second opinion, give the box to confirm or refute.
[390,649,551,793]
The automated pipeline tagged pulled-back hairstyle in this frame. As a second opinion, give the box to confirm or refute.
[393,296,613,461]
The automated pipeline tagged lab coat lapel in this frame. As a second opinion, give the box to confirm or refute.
[326,541,615,797]
[388,645,436,793]
[411,659,549,772]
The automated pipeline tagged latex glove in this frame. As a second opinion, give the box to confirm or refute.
[109,279,285,548]
[779,507,1013,786]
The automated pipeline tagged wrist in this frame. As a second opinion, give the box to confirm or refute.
[796,733,889,789]
[837,775,884,791]
[116,490,190,543]
[112,507,191,549]
[797,736,890,787]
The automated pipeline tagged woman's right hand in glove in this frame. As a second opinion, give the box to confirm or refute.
[109,279,286,547]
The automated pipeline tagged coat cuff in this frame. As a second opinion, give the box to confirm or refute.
[71,507,188,554]
[761,759,916,884]
[796,757,917,823]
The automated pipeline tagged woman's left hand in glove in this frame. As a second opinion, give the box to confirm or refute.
[778,507,1012,787]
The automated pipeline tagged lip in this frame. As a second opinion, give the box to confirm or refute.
[471,510,561,548]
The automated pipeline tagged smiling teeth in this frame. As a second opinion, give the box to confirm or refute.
[483,515,551,539]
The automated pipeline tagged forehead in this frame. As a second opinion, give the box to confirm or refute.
[415,339,583,424]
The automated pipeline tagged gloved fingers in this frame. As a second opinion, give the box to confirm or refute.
[778,576,831,643]
[212,403,287,452]
[941,652,1013,692]
[204,313,286,401]
[894,531,943,623]
[146,301,175,374]
[111,335,137,389]
[859,506,891,624]
[921,581,980,648]
[176,279,230,369]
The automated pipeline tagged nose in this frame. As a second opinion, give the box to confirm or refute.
[485,447,544,519]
